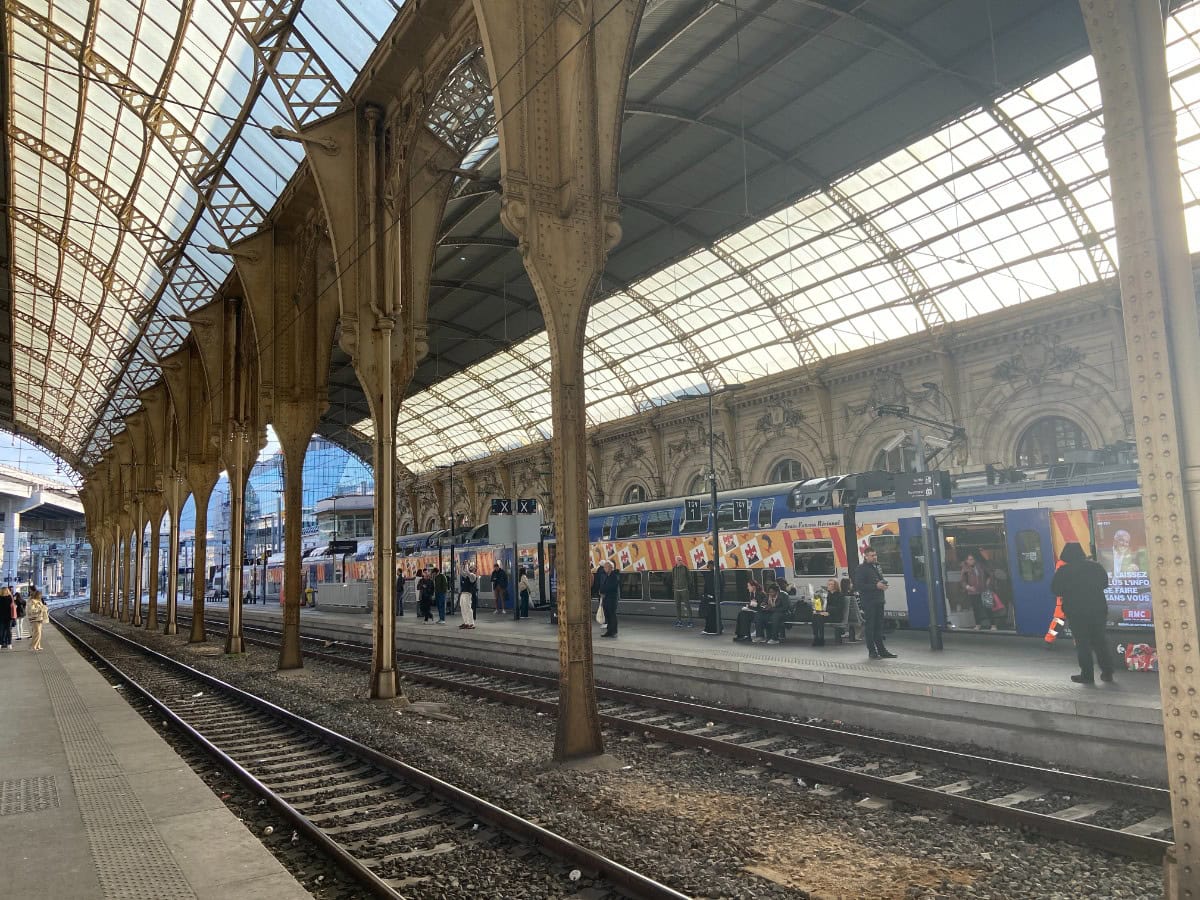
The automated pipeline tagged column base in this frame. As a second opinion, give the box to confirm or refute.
[369,670,400,700]
[224,635,244,654]
[163,621,177,636]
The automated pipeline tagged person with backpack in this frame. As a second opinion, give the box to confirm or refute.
[1051,542,1116,684]
[26,589,47,651]
[12,589,26,642]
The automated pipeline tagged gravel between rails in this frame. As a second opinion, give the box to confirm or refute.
[85,612,1164,900]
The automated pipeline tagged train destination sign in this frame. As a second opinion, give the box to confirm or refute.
[327,540,358,556]
[894,471,951,502]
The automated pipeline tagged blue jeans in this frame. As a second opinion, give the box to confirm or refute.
[436,592,446,622]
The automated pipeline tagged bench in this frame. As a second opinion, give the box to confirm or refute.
[781,594,859,643]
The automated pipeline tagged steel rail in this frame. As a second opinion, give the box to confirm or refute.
[60,608,691,900]
[181,612,1173,861]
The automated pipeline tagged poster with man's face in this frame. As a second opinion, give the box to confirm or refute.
[1091,505,1152,627]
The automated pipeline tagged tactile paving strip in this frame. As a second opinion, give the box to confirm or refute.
[0,775,60,815]
[38,652,197,899]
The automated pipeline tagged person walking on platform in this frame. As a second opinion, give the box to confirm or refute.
[395,568,406,618]
[12,589,25,642]
[0,586,13,650]
[700,560,722,635]
[417,567,436,622]
[1051,542,1115,684]
[516,567,531,619]
[854,547,896,659]
[432,566,448,624]
[26,589,46,652]
[598,560,620,638]
[670,556,694,628]
[491,563,509,614]
[459,564,479,629]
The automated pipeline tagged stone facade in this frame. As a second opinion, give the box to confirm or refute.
[399,270,1154,532]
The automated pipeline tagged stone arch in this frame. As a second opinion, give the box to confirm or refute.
[616,479,651,504]
[745,430,825,484]
[973,371,1124,468]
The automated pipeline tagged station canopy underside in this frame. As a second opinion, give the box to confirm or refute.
[6,0,1200,480]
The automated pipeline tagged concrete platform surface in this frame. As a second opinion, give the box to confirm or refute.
[178,597,1168,781]
[0,622,310,900]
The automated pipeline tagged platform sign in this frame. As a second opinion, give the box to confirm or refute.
[327,540,357,556]
[732,499,749,521]
[894,471,951,502]
[491,498,513,515]
[516,498,538,515]
[684,499,702,521]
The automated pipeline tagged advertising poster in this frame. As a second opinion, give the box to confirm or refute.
[1090,504,1153,627]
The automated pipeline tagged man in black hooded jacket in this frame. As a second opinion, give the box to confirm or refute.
[1050,542,1115,684]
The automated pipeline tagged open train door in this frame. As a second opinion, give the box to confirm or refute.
[1003,508,1056,635]
[899,517,944,629]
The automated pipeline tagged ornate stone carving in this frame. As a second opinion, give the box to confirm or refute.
[845,371,937,420]
[755,401,805,437]
[991,334,1085,387]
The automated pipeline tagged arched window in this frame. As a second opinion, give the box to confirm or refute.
[623,484,646,503]
[769,459,806,482]
[873,443,917,473]
[1016,416,1091,467]
[425,517,438,531]
[686,472,707,495]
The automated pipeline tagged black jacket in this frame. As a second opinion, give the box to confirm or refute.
[599,570,621,600]
[853,561,885,605]
[1051,559,1109,622]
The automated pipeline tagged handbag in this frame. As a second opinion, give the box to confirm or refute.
[984,590,1004,612]
[595,605,606,625]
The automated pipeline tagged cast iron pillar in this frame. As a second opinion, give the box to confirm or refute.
[1081,2,1200,895]
[475,0,645,761]
[144,502,162,631]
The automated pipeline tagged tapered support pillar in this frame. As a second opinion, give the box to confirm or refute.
[475,0,644,761]
[88,537,100,613]
[369,321,399,699]
[189,480,215,643]
[278,429,308,670]
[119,529,131,623]
[131,515,144,627]
[1081,3,1200,895]
[145,506,161,631]
[224,437,249,655]
[164,498,181,636]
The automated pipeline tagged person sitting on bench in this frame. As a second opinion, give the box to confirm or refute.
[755,583,787,644]
[735,579,765,642]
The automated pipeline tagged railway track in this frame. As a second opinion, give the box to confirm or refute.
[177,611,1175,862]
[55,608,689,900]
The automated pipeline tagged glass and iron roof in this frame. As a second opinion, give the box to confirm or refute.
[353,2,1200,473]
[4,0,403,468]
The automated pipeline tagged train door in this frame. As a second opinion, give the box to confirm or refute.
[1003,508,1055,635]
[899,517,945,629]
[939,517,1009,630]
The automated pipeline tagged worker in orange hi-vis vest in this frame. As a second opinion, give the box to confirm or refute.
[1045,559,1067,645]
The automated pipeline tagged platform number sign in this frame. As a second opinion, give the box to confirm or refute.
[491,498,513,515]
[684,498,702,522]
[732,499,749,521]
[517,498,538,515]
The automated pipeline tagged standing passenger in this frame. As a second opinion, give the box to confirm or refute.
[459,564,479,629]
[700,560,721,635]
[417,567,435,622]
[516,567,531,619]
[395,568,405,618]
[1051,542,1115,684]
[854,548,896,660]
[433,566,448,624]
[0,586,12,650]
[13,590,25,642]
[961,553,993,630]
[599,560,620,638]
[27,589,46,651]
[670,555,694,628]
[491,563,509,614]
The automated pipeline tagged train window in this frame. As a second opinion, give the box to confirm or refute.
[716,501,749,530]
[757,498,775,528]
[601,517,613,540]
[1015,530,1044,581]
[646,509,673,536]
[619,572,643,599]
[647,572,672,600]
[909,535,926,580]
[793,540,835,577]
[680,504,711,534]
[615,514,640,539]
[869,534,903,575]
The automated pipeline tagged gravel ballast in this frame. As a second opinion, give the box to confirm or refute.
[73,612,1164,900]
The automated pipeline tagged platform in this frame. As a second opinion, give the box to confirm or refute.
[181,598,1168,782]
[0,622,310,900]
